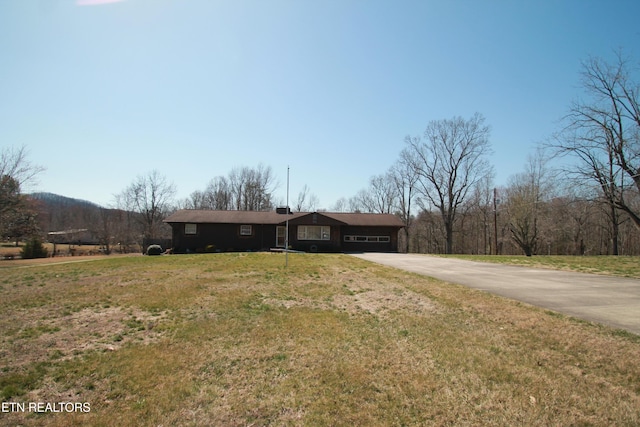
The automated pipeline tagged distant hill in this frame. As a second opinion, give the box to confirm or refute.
[27,192,166,250]
[29,192,103,235]
[29,192,101,209]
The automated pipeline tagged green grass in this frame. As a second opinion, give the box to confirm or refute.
[0,253,639,426]
[441,254,640,278]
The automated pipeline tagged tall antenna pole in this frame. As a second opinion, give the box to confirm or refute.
[285,166,290,268]
[493,187,498,255]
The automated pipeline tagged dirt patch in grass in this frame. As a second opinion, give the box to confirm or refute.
[337,285,437,317]
[264,287,437,318]
[1,306,168,368]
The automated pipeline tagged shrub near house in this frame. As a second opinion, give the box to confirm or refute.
[20,237,48,259]
[146,245,163,256]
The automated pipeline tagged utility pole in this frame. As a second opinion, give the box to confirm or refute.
[493,187,499,255]
[285,166,290,268]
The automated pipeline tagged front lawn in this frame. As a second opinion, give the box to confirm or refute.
[1,253,638,426]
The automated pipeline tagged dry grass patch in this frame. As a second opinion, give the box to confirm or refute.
[0,253,639,426]
[444,254,640,278]
[1,306,166,368]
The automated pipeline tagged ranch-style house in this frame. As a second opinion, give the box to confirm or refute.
[164,208,404,253]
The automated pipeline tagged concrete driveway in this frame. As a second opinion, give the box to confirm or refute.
[351,253,640,335]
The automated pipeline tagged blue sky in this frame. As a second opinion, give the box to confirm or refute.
[1,0,639,209]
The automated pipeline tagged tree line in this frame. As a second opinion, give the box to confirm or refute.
[2,52,639,256]
[341,52,640,255]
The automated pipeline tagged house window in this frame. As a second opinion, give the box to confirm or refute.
[344,235,390,243]
[240,225,253,236]
[298,225,330,240]
[185,224,197,235]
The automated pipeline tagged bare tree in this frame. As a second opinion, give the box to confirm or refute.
[504,151,553,256]
[348,190,368,213]
[369,173,397,214]
[0,145,45,190]
[295,184,319,212]
[331,197,349,212]
[181,190,207,210]
[229,164,277,211]
[181,165,277,212]
[347,194,366,213]
[347,174,397,214]
[554,52,640,231]
[109,207,138,253]
[94,207,116,255]
[412,210,445,253]
[0,146,44,240]
[205,177,233,210]
[406,113,493,254]
[117,170,176,243]
[390,151,419,252]
[182,176,233,210]
[458,174,495,255]
[358,174,396,214]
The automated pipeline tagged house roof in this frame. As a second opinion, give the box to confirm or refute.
[164,210,305,225]
[320,212,404,227]
[285,212,407,227]
[164,210,404,228]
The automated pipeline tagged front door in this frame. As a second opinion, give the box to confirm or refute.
[276,226,286,247]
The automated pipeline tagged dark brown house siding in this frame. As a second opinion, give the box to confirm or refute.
[341,226,399,252]
[172,223,277,253]
[165,210,404,253]
[287,213,345,252]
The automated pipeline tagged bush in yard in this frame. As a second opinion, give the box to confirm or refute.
[20,237,48,259]
[146,245,163,256]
